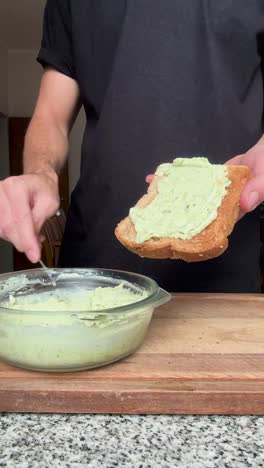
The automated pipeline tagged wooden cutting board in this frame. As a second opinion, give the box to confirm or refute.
[1,294,264,415]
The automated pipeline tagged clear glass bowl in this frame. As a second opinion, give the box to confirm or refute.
[0,268,171,372]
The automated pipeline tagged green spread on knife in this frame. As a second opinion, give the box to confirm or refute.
[129,157,231,243]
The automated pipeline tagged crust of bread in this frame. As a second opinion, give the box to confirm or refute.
[115,165,251,262]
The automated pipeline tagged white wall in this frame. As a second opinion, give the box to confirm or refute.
[0,40,8,115]
[8,49,84,193]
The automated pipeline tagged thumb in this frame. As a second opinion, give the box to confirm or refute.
[145,174,154,184]
[225,154,244,165]
[31,192,59,234]
[240,174,264,212]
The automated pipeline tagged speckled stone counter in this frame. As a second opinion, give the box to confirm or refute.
[1,414,264,467]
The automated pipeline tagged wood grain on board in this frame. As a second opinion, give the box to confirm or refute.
[1,294,264,414]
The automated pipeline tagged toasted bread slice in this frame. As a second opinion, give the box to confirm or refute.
[115,165,251,262]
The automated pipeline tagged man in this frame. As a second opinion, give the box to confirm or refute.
[0,1,263,292]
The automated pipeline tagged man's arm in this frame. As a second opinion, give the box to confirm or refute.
[0,68,80,263]
[24,67,80,176]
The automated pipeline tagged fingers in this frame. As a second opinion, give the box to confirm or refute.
[226,151,259,173]
[0,174,59,264]
[31,191,60,233]
[225,154,244,166]
[240,174,264,212]
[146,174,154,184]
[38,234,46,243]
[0,177,41,263]
[237,209,245,221]
[225,152,263,212]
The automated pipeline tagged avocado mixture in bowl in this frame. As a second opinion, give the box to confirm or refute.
[0,268,170,372]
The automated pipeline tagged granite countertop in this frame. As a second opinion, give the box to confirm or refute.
[1,414,264,467]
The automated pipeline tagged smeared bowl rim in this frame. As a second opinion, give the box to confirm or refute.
[0,268,168,315]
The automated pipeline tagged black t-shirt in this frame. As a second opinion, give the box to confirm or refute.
[37,0,264,292]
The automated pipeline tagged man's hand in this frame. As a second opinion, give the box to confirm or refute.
[7,67,80,264]
[227,138,264,213]
[0,172,59,263]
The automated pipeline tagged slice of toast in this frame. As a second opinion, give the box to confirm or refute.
[115,165,251,262]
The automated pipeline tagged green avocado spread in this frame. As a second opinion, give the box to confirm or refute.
[5,284,146,313]
[0,282,151,371]
[129,157,230,243]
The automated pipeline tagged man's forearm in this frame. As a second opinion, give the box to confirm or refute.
[23,113,69,183]
[0,69,80,263]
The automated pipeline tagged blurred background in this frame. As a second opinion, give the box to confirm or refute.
[0,1,85,273]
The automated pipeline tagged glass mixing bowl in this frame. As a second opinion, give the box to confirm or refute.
[0,268,171,372]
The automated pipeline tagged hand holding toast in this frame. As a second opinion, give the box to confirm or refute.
[227,139,264,213]
[116,158,250,261]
